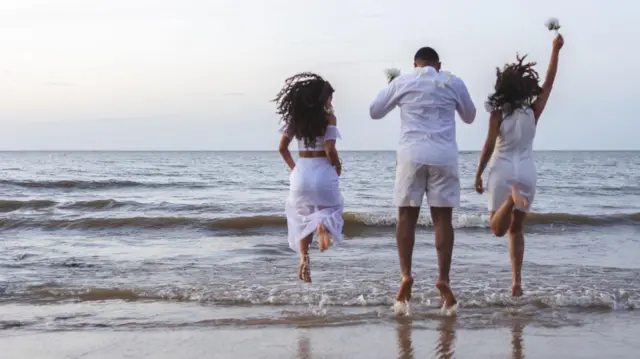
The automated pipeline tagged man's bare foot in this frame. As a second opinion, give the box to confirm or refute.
[511,185,529,208]
[317,224,331,252]
[396,275,414,302]
[512,283,523,297]
[298,253,311,283]
[435,280,457,309]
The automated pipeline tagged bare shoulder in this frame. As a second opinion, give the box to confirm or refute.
[327,113,337,126]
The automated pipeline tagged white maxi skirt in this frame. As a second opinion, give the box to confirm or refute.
[285,157,344,253]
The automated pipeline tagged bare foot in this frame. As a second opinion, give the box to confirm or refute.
[396,275,414,302]
[298,253,311,283]
[317,224,331,252]
[511,184,529,208]
[512,283,523,297]
[435,280,457,309]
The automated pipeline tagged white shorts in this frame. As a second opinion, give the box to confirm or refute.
[393,160,460,208]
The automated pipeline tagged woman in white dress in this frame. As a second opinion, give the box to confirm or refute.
[275,72,344,283]
[474,34,564,296]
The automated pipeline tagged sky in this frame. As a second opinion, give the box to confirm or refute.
[0,0,637,150]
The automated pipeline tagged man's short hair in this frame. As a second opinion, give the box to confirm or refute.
[414,47,440,63]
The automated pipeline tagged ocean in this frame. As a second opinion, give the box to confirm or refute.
[1,151,639,358]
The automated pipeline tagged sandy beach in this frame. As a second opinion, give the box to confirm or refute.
[2,311,639,359]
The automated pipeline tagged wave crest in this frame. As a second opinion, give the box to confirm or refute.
[0,211,638,231]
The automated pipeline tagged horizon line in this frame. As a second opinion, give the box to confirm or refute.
[0,149,639,152]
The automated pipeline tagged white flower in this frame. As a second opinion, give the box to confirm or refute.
[385,68,401,81]
[545,17,561,33]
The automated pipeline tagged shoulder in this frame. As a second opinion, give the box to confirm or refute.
[390,73,415,87]
[443,71,467,89]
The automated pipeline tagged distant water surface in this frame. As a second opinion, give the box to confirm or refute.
[0,151,639,333]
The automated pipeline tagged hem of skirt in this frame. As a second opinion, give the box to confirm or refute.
[288,226,344,253]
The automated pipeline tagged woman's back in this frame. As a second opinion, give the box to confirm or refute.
[493,107,536,162]
[294,125,340,152]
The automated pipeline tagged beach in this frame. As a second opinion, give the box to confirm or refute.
[1,151,639,358]
[2,308,640,358]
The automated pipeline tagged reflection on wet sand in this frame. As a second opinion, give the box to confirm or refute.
[511,321,525,359]
[396,317,414,358]
[297,330,312,359]
[396,316,457,359]
[434,317,457,359]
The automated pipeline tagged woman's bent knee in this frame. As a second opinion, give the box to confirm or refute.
[491,226,508,237]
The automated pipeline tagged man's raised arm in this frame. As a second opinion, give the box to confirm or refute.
[369,80,400,120]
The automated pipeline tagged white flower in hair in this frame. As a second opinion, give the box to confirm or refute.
[545,17,561,34]
[385,68,401,81]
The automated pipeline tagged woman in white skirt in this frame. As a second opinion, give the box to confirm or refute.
[274,72,344,283]
[474,34,564,296]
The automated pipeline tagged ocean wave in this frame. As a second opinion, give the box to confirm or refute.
[0,199,57,212]
[0,199,223,213]
[1,211,638,231]
[0,179,208,190]
[11,285,638,312]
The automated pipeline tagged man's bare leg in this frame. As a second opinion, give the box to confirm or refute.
[396,207,420,302]
[430,207,457,308]
[509,211,527,297]
[298,235,313,283]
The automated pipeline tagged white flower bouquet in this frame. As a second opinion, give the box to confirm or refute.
[385,68,401,82]
[545,17,561,34]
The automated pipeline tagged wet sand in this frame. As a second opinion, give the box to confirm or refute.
[3,313,639,359]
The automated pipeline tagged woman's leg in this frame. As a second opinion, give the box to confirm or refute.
[490,199,515,238]
[490,184,528,237]
[298,235,313,283]
[508,210,527,296]
[317,224,331,252]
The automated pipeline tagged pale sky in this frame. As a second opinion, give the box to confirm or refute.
[0,0,637,150]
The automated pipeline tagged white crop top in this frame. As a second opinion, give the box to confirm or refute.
[282,125,341,151]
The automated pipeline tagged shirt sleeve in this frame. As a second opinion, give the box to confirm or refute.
[369,80,401,120]
[324,125,341,141]
[451,77,476,124]
[279,124,295,138]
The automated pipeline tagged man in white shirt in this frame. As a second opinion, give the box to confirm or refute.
[369,47,476,310]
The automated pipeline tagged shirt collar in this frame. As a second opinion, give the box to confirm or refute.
[414,66,438,75]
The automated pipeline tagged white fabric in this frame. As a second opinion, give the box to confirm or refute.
[369,66,476,167]
[487,108,537,212]
[394,160,460,208]
[286,157,344,252]
[282,125,341,151]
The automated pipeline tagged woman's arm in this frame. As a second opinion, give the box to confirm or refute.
[278,135,295,170]
[532,34,564,122]
[475,111,501,189]
[324,114,341,176]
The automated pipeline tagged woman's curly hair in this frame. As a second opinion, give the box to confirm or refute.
[273,72,334,149]
[486,54,543,116]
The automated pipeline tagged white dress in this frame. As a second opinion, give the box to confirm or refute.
[487,107,537,212]
[284,125,344,252]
